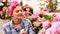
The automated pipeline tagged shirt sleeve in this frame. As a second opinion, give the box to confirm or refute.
[3,27,7,34]
[28,20,35,34]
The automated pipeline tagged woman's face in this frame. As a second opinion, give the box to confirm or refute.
[12,6,24,19]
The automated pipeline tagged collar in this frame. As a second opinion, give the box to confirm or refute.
[9,18,25,30]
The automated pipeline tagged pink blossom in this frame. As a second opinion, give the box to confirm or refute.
[51,22,60,30]
[34,11,41,16]
[43,8,51,13]
[45,28,52,34]
[42,17,46,22]
[28,15,39,20]
[28,12,40,20]
[8,0,16,2]
[28,16,34,20]
[42,21,51,29]
[23,11,30,15]
[26,11,30,14]
[38,28,45,34]
[26,8,30,11]
[57,28,60,34]
[2,7,6,13]
[51,22,60,34]
[45,27,57,34]
[53,22,60,33]
[41,8,51,15]
[33,22,42,27]
[45,22,60,34]
[52,15,59,22]
[2,6,8,13]
[51,13,60,25]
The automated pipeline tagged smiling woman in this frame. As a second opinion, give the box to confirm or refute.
[3,1,35,34]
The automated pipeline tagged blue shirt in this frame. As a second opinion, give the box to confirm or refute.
[3,18,35,34]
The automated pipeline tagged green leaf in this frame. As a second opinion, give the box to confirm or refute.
[43,15,53,20]
[34,26,42,34]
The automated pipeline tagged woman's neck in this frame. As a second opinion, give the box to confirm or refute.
[12,18,21,25]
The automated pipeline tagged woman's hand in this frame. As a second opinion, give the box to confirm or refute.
[20,29,27,34]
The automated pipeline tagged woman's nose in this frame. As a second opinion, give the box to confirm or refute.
[19,11,23,14]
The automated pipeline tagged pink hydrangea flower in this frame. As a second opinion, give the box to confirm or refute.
[38,28,45,34]
[23,11,30,16]
[42,20,51,29]
[28,15,39,20]
[51,13,60,25]
[42,17,46,22]
[46,22,60,34]
[43,8,51,13]
[2,7,6,13]
[41,8,51,15]
[28,12,40,20]
[45,27,57,34]
[33,11,41,16]
[26,7,30,11]
[33,22,42,27]
[52,13,60,22]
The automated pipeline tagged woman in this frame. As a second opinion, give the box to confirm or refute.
[3,1,35,34]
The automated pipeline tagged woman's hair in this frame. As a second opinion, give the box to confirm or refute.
[8,1,19,16]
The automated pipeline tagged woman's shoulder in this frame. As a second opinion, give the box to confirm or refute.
[22,18,32,26]
[22,18,31,23]
[22,18,30,21]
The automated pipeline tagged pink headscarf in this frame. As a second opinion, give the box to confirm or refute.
[8,1,19,16]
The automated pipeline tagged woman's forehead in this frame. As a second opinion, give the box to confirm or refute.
[14,6,22,11]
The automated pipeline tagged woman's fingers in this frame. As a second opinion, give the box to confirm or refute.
[20,29,27,34]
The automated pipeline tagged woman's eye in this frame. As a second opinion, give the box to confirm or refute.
[16,10,19,13]
[19,10,22,12]
[15,10,22,13]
